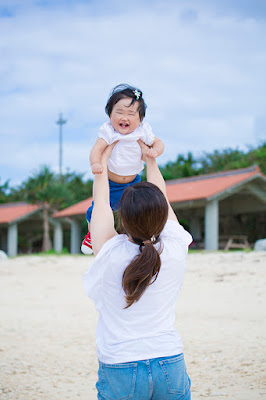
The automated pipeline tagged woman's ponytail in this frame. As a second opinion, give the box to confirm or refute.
[119,182,169,308]
[122,241,162,308]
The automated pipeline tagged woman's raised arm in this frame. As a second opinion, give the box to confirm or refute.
[90,143,118,255]
[138,140,178,223]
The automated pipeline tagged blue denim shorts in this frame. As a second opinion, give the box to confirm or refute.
[96,353,191,400]
[86,174,141,223]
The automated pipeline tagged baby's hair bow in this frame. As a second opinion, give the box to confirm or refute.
[133,90,141,100]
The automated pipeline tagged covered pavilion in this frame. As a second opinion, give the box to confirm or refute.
[0,202,70,257]
[53,165,266,253]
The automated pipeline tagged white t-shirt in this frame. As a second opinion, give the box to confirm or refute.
[98,122,155,176]
[83,220,192,364]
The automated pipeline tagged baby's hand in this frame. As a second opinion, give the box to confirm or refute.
[146,148,159,159]
[91,163,103,174]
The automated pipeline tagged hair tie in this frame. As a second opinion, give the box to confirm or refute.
[143,235,156,246]
[133,89,141,100]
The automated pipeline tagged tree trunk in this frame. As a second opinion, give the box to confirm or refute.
[42,204,52,252]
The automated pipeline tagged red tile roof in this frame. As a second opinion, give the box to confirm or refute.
[53,198,93,218]
[53,165,264,218]
[166,166,262,203]
[0,202,42,224]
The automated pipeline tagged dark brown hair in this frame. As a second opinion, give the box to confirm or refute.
[118,182,168,308]
[105,84,147,121]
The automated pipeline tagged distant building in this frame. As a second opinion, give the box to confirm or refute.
[53,165,266,252]
[0,202,70,257]
[1,166,265,256]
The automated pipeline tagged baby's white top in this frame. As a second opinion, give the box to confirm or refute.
[98,122,155,176]
[83,220,192,364]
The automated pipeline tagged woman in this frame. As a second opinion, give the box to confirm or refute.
[83,140,192,399]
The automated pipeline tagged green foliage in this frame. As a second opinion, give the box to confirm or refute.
[19,166,67,208]
[5,167,93,252]
[2,142,265,207]
[0,178,10,203]
[246,142,266,174]
[158,141,266,180]
[60,171,93,207]
[199,148,246,173]
[7,166,93,210]
[197,142,266,175]
[160,152,199,180]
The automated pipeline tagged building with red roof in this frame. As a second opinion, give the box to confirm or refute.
[1,166,265,256]
[53,165,266,253]
[0,202,70,257]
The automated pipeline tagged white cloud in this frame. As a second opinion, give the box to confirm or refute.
[0,0,265,186]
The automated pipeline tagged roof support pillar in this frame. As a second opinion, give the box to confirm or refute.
[53,220,63,253]
[205,199,219,250]
[70,218,81,254]
[7,222,18,257]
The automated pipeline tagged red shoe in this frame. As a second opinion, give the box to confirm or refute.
[81,231,93,255]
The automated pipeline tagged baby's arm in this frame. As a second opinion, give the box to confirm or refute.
[146,136,165,159]
[90,138,109,174]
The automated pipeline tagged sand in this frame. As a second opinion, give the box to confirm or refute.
[0,252,265,400]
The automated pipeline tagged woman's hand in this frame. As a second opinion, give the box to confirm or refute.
[101,141,118,164]
[91,162,103,174]
[138,139,159,161]
[137,139,152,162]
[91,142,117,174]
[138,138,163,160]
[146,148,159,159]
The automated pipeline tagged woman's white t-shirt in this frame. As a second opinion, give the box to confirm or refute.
[83,220,192,364]
[98,122,155,176]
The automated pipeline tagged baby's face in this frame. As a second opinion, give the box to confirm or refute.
[110,97,141,135]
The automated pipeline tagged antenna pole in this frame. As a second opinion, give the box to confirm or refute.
[56,113,67,176]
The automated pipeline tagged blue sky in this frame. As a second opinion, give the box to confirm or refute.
[1,0,266,187]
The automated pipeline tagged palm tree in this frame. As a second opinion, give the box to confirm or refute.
[21,166,70,252]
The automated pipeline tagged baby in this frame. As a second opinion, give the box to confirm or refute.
[81,84,164,254]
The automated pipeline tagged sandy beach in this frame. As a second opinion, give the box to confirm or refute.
[0,251,265,400]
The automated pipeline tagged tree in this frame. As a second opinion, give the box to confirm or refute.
[2,142,265,252]
[159,152,199,180]
[19,166,72,251]
[198,142,266,175]
[150,141,266,181]
[246,142,266,174]
[198,148,246,174]
[60,171,93,207]
[0,178,10,203]
[5,167,93,253]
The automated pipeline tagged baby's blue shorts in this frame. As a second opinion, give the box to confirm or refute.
[86,174,141,223]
